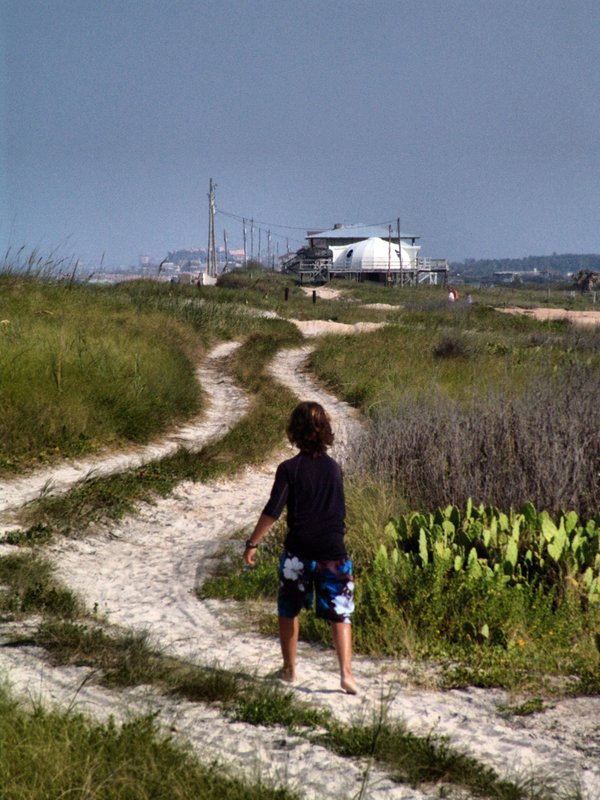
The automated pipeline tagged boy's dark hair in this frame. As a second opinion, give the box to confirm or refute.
[287,401,334,457]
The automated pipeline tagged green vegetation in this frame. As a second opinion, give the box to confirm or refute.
[0,552,81,619]
[201,500,600,693]
[0,274,202,474]
[2,264,599,794]
[309,302,600,410]
[0,686,297,800]
[202,291,600,694]
[322,715,567,799]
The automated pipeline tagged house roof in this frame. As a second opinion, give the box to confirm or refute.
[307,224,419,241]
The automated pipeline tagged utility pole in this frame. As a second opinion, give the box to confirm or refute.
[207,179,217,277]
[397,217,402,287]
[258,229,262,265]
[250,219,254,262]
[223,229,229,272]
[388,224,392,284]
[243,218,247,266]
[267,230,272,269]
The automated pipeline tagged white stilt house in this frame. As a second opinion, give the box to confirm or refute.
[283,223,447,285]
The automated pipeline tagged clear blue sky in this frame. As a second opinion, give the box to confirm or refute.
[2,0,599,267]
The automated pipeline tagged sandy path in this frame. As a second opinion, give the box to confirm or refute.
[289,319,386,337]
[0,342,246,518]
[498,306,600,326]
[1,343,599,797]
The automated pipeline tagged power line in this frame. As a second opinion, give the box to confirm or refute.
[216,208,398,234]
[216,209,310,231]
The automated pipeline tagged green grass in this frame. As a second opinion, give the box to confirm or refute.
[201,493,600,696]
[0,552,81,619]
[0,274,204,474]
[25,619,329,731]
[308,303,600,412]
[323,713,574,799]
[0,686,297,800]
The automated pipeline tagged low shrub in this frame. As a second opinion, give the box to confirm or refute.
[432,332,471,359]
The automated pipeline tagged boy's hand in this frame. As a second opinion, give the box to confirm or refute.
[243,546,257,567]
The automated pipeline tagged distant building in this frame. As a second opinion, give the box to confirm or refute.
[283,223,448,285]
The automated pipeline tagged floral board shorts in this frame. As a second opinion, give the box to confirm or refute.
[277,552,355,623]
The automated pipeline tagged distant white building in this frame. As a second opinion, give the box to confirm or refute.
[283,223,447,285]
[331,236,420,271]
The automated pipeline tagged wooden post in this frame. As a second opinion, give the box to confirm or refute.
[284,287,289,301]
[312,290,316,304]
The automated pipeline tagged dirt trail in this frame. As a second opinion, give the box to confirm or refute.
[0,341,599,798]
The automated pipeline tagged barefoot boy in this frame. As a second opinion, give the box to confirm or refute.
[244,401,357,694]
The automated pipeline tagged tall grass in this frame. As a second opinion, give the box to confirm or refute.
[0,274,202,473]
[350,365,600,516]
[309,305,600,410]
[0,552,81,618]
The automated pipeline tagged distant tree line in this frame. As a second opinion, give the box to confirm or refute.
[451,253,600,278]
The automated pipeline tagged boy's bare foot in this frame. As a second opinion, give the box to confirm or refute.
[341,675,358,695]
[273,665,296,683]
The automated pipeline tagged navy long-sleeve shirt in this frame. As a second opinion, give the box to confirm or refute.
[262,451,346,560]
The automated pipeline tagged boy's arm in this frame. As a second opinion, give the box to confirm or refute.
[243,513,277,566]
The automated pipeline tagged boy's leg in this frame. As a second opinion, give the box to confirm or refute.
[277,553,314,681]
[331,621,358,694]
[278,615,299,681]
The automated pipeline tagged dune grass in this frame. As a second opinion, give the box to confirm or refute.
[0,266,314,477]
[309,302,600,411]
[0,274,203,474]
[0,551,81,619]
[1,265,598,795]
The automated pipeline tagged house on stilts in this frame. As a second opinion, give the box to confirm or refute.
[282,223,448,286]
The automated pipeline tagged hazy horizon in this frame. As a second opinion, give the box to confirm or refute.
[3,1,599,268]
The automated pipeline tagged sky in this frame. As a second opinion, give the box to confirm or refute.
[2,0,599,267]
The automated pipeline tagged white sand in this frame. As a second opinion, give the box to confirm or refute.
[1,338,599,798]
[300,286,343,301]
[361,302,402,311]
[289,319,385,337]
[498,306,600,326]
